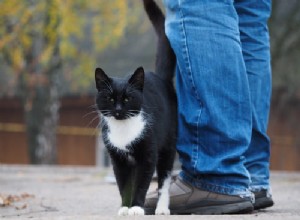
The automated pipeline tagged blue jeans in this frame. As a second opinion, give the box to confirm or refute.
[163,0,272,198]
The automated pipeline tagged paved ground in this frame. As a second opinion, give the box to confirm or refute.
[0,165,300,220]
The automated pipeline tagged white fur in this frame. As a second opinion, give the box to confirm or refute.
[118,206,129,216]
[103,113,146,151]
[155,175,171,215]
[128,206,145,216]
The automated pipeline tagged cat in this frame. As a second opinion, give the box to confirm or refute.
[95,0,177,216]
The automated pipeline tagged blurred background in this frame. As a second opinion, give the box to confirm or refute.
[0,0,299,170]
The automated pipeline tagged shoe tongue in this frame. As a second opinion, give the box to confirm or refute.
[169,178,192,196]
[146,190,159,199]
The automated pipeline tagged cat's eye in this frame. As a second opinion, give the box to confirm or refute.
[124,98,129,103]
[106,96,114,102]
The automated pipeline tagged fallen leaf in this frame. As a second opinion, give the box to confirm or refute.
[15,204,27,210]
[0,193,35,208]
[21,193,35,199]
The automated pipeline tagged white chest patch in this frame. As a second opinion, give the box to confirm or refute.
[103,113,146,151]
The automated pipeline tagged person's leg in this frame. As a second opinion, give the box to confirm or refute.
[234,0,273,209]
[165,0,252,197]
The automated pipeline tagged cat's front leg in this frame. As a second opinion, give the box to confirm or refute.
[129,157,156,215]
[110,154,134,216]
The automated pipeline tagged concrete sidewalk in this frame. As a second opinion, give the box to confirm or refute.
[0,165,300,220]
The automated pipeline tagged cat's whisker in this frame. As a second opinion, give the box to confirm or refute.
[140,110,150,116]
[143,104,159,109]
[96,119,104,130]
[87,115,101,128]
[127,111,140,115]
[127,111,137,115]
[97,110,112,116]
[83,110,99,119]
[101,113,111,118]
[88,109,112,126]
[88,104,98,109]
[97,109,110,112]
[88,120,101,135]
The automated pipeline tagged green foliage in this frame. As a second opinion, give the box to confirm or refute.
[0,0,142,94]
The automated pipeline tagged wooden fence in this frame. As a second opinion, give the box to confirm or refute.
[0,96,299,170]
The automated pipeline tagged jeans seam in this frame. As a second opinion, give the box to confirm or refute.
[178,7,203,175]
[178,7,202,104]
[193,110,202,174]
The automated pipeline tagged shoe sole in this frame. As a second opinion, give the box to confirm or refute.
[254,197,274,210]
[145,201,254,215]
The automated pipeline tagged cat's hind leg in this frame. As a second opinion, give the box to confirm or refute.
[155,148,176,215]
[155,173,172,215]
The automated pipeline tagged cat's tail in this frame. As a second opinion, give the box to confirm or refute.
[142,0,176,81]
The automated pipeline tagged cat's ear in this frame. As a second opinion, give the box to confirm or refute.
[95,68,110,91]
[129,67,144,91]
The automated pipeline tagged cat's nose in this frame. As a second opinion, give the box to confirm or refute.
[114,104,123,118]
[115,103,122,111]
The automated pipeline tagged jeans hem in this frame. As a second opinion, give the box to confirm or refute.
[180,170,254,200]
[250,186,272,197]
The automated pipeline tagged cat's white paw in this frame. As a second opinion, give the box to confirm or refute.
[128,206,145,216]
[155,207,170,215]
[118,206,129,216]
[155,175,171,215]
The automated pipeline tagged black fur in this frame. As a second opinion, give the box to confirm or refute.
[143,0,176,81]
[95,0,177,211]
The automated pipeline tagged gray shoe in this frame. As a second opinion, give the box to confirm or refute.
[145,177,254,215]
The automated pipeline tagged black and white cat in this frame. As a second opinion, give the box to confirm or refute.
[95,0,177,215]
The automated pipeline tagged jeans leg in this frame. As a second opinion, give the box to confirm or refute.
[164,0,252,197]
[234,0,272,192]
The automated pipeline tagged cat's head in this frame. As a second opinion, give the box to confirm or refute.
[95,67,144,120]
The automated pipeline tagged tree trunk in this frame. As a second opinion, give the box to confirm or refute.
[25,79,60,164]
[24,37,61,164]
[21,0,62,164]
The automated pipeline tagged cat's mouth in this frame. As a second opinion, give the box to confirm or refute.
[102,110,136,120]
[113,111,128,120]
[100,111,125,120]
[114,112,124,120]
